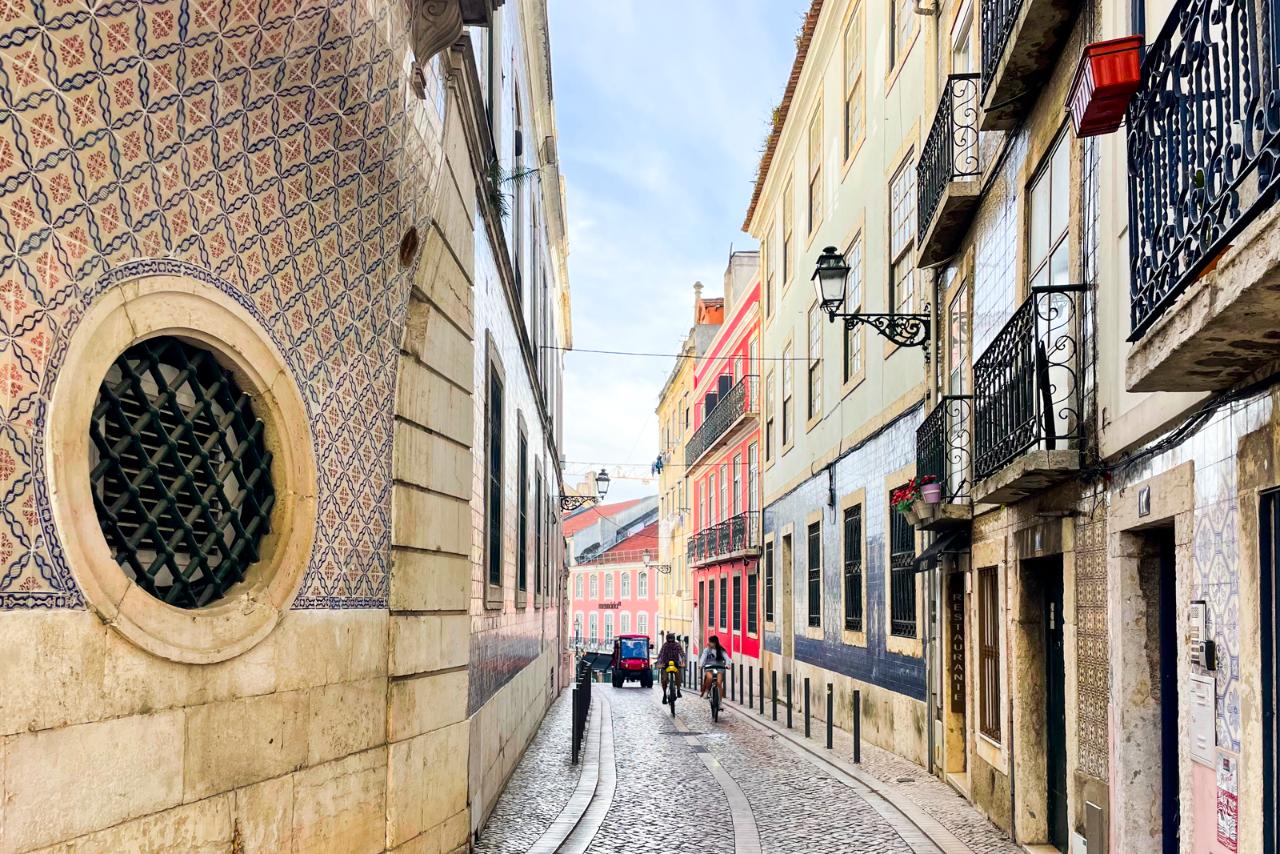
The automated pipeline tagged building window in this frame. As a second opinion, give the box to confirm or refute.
[889,489,917,637]
[979,566,1001,741]
[605,573,614,598]
[843,3,865,160]
[843,505,863,631]
[765,370,776,460]
[709,581,716,627]
[764,541,775,622]
[534,467,544,603]
[807,521,822,627]
[807,304,822,419]
[621,572,631,598]
[782,345,794,446]
[808,108,823,233]
[890,155,917,316]
[590,574,598,598]
[699,579,706,622]
[605,613,614,644]
[843,234,864,383]
[732,454,743,515]
[765,229,776,316]
[890,0,916,69]
[517,428,528,596]
[719,464,728,521]
[733,575,742,631]
[1029,133,1071,290]
[720,576,728,628]
[748,444,759,512]
[621,612,631,634]
[638,612,648,636]
[782,177,794,283]
[485,357,504,591]
[590,612,599,643]
[638,571,649,598]
[575,574,583,599]
[747,573,759,634]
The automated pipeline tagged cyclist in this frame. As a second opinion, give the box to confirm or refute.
[698,635,731,702]
[656,632,685,699]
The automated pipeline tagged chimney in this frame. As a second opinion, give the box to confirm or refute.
[693,281,704,318]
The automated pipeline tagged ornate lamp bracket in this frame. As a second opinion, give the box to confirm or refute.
[558,495,598,512]
[832,310,932,349]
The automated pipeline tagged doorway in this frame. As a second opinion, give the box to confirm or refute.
[1038,557,1068,851]
[1260,492,1279,854]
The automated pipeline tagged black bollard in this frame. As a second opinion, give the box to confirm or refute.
[730,664,735,702]
[826,684,834,749]
[852,689,862,764]
[804,677,811,738]
[771,671,778,720]
[759,668,765,714]
[786,673,793,729]
[748,665,754,708]
[738,664,745,704]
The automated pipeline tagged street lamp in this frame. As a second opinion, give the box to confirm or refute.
[558,468,611,512]
[812,245,930,348]
[642,549,672,574]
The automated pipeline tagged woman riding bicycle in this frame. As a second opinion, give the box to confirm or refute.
[698,635,731,700]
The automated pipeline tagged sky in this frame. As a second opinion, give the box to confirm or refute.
[549,0,811,502]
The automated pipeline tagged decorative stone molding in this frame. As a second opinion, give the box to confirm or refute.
[46,274,318,664]
[411,0,466,65]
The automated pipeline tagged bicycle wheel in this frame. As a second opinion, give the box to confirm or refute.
[669,685,677,717]
[710,682,720,722]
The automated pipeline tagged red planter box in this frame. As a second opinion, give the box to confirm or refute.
[1068,36,1144,137]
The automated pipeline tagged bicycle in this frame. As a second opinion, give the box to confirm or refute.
[705,666,725,722]
[661,660,681,717]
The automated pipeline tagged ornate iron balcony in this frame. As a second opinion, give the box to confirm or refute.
[981,0,1023,95]
[684,376,757,467]
[686,511,761,567]
[973,285,1086,482]
[1126,0,1280,339]
[916,395,973,503]
[918,74,982,262]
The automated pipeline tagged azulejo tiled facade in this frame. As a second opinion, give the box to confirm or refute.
[0,0,448,610]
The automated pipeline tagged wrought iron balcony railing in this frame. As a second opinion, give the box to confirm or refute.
[918,74,982,239]
[973,285,1086,481]
[980,0,1024,96]
[686,511,761,566]
[916,395,973,503]
[1126,0,1280,338]
[684,376,757,466]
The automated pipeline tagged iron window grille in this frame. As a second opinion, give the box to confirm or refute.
[486,364,504,588]
[979,565,1002,741]
[747,573,759,634]
[807,521,822,628]
[90,336,275,609]
[719,576,728,628]
[889,491,917,637]
[733,576,742,631]
[843,505,863,631]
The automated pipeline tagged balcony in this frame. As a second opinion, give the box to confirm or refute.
[684,376,757,467]
[972,285,1085,504]
[687,511,761,568]
[979,0,1081,129]
[1126,0,1280,391]
[913,396,974,530]
[917,75,983,268]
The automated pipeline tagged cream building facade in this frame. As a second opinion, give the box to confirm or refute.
[0,0,569,851]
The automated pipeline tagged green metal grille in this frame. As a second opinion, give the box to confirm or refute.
[90,336,276,609]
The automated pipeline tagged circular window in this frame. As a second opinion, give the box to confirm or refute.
[46,271,317,664]
[90,336,276,609]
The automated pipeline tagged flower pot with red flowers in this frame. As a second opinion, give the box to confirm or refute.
[1067,35,1144,137]
[892,477,938,523]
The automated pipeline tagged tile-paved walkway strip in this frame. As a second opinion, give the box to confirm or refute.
[670,709,761,854]
[475,690,582,854]
[560,694,617,854]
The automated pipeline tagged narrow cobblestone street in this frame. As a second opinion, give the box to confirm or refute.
[474,682,1018,854]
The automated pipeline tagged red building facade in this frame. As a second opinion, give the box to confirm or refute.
[687,263,762,665]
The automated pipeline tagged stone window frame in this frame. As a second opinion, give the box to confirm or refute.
[48,274,316,664]
[804,509,824,638]
[483,335,506,610]
[840,488,868,648]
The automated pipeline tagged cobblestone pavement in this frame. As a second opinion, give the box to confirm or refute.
[475,680,978,853]
[586,686,733,854]
[474,691,581,854]
[674,691,914,854]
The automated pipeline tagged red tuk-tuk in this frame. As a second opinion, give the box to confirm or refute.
[610,634,653,688]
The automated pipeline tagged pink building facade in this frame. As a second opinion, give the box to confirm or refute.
[569,523,660,652]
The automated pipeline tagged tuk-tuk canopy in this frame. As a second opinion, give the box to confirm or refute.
[617,635,649,661]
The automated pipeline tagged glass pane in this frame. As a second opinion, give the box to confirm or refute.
[1030,176,1049,269]
[1051,139,1070,240]
[1050,242,1070,286]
